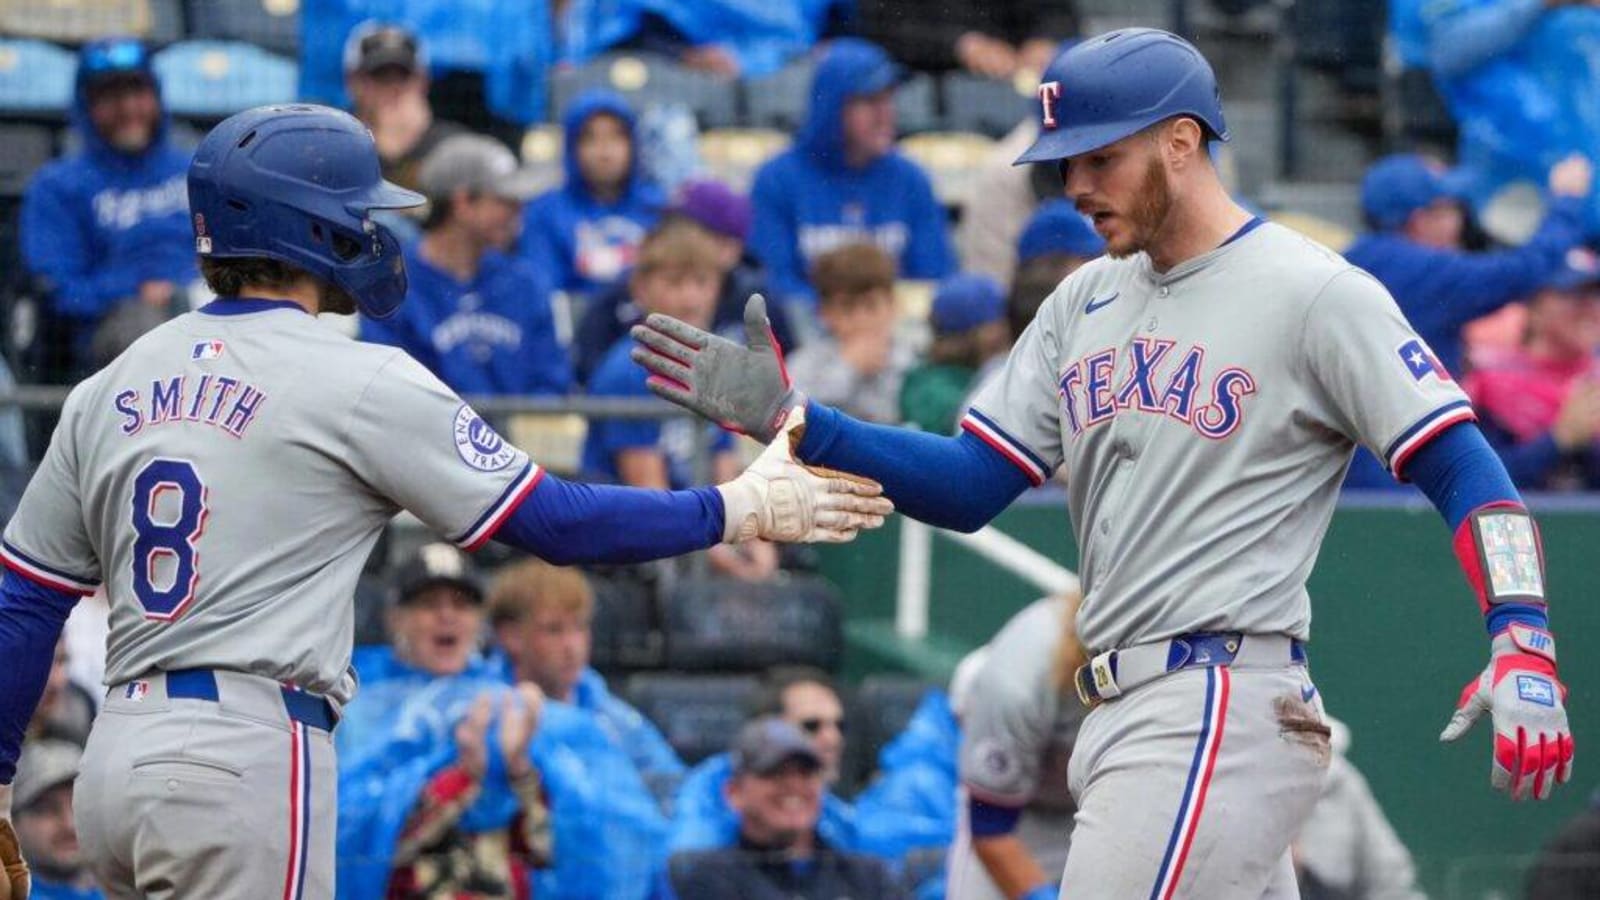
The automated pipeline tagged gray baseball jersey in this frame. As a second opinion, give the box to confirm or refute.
[1,301,540,704]
[962,221,1472,653]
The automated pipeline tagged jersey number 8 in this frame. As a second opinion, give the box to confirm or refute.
[131,458,209,620]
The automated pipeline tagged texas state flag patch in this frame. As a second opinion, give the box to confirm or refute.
[1397,338,1451,383]
[191,340,225,361]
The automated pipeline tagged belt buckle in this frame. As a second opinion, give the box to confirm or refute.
[1074,663,1101,708]
[1075,650,1122,708]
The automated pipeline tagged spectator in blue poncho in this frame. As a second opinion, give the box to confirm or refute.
[669,667,856,853]
[748,38,954,310]
[487,558,685,809]
[520,91,664,301]
[339,544,671,900]
[22,38,194,380]
[560,0,851,77]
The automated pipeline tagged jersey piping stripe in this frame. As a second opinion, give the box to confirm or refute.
[1385,400,1478,477]
[281,721,309,900]
[454,462,545,551]
[961,410,1050,485]
[0,541,99,595]
[1150,666,1230,900]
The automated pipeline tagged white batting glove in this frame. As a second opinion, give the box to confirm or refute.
[1440,624,1573,800]
[716,406,893,543]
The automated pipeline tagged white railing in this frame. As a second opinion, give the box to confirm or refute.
[894,518,1080,640]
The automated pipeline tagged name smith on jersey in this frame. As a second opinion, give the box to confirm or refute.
[113,373,267,439]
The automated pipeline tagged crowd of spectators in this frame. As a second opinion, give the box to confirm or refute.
[9,0,1600,897]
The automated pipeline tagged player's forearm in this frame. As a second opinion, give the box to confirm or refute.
[795,401,1029,532]
[0,570,79,783]
[972,833,1052,899]
[492,474,724,565]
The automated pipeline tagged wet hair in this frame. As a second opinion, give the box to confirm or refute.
[198,256,355,315]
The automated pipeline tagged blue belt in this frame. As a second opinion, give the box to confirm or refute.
[1074,632,1307,708]
[166,668,338,732]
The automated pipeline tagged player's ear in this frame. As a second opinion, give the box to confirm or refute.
[1163,117,1204,171]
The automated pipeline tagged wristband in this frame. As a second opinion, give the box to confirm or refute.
[1452,502,1546,615]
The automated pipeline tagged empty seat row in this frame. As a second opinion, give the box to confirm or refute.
[0,0,298,56]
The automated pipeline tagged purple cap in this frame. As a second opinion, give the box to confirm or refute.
[671,179,752,241]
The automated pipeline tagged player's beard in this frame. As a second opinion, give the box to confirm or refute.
[1109,155,1175,259]
[318,282,358,316]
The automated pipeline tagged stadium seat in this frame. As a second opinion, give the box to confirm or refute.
[153,39,296,120]
[185,0,299,57]
[0,124,56,197]
[898,131,997,209]
[894,72,939,135]
[849,674,936,787]
[146,0,185,45]
[743,59,813,132]
[697,128,789,193]
[0,40,75,117]
[661,575,844,672]
[941,73,1035,139]
[506,413,587,477]
[551,54,738,130]
[0,0,152,44]
[588,574,662,672]
[624,672,761,765]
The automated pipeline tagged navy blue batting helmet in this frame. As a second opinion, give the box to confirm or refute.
[188,105,424,319]
[1015,29,1228,166]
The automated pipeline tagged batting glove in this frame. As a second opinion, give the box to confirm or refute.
[716,405,892,543]
[631,294,804,444]
[0,784,28,900]
[1440,623,1573,800]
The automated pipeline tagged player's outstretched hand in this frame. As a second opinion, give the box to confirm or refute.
[1440,624,1573,800]
[631,294,805,444]
[0,785,28,900]
[717,405,893,543]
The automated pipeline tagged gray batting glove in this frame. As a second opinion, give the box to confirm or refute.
[630,294,805,444]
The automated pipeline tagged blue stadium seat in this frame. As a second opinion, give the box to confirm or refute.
[0,40,75,117]
[551,54,738,129]
[185,0,299,57]
[662,575,843,672]
[942,73,1035,138]
[588,575,662,673]
[152,40,296,120]
[0,124,56,197]
[624,673,761,765]
[894,72,940,135]
[147,0,187,45]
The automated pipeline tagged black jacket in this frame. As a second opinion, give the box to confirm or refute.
[666,834,906,900]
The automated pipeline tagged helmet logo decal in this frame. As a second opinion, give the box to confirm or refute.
[194,213,212,254]
[1038,81,1063,130]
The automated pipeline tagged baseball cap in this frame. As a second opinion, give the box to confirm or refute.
[1361,154,1471,231]
[671,179,752,242]
[730,717,823,777]
[1546,246,1600,292]
[393,543,482,606]
[418,134,544,204]
[12,739,81,813]
[931,274,1005,334]
[1017,200,1105,263]
[77,37,155,96]
[344,22,425,77]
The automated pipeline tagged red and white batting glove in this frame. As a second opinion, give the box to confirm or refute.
[1440,623,1572,800]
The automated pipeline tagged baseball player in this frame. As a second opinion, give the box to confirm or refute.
[0,104,891,900]
[948,593,1087,900]
[632,29,1573,899]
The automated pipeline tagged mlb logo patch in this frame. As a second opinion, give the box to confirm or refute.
[1516,675,1556,707]
[125,681,150,702]
[191,340,225,361]
[1397,338,1451,383]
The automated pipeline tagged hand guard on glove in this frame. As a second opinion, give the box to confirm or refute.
[0,785,28,900]
[716,405,892,543]
[1440,623,1573,801]
[631,294,803,444]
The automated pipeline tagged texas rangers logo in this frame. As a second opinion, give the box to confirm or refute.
[452,406,518,472]
[1037,80,1062,129]
[1397,338,1452,383]
[1058,338,1257,440]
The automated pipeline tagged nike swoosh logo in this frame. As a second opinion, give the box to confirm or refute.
[1085,292,1119,314]
[1301,684,1318,703]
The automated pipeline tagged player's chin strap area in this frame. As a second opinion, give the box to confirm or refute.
[1074,633,1305,708]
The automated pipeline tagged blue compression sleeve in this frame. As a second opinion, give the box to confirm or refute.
[492,474,724,566]
[1405,421,1546,634]
[796,402,1031,532]
[967,795,1024,838]
[0,570,79,782]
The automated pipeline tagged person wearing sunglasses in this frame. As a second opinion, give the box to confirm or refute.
[21,37,197,382]
[668,667,858,855]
